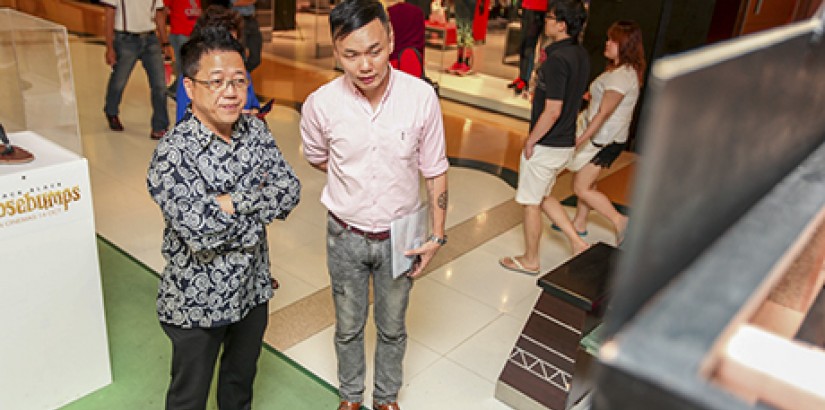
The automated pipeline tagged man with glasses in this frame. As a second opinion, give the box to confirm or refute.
[173,5,262,123]
[147,27,301,410]
[500,0,590,275]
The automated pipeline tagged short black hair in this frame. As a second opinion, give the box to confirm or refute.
[180,26,245,79]
[191,5,244,43]
[549,0,588,41]
[329,0,390,42]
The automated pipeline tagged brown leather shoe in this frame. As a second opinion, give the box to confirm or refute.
[337,401,361,410]
[105,114,124,131]
[373,402,400,410]
[150,129,167,140]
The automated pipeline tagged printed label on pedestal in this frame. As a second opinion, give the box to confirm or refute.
[0,160,93,234]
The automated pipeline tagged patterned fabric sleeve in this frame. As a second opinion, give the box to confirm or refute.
[255,134,301,223]
[148,140,264,253]
[229,133,301,223]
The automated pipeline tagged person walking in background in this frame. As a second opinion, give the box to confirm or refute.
[499,0,590,275]
[230,0,263,72]
[174,5,261,122]
[101,0,172,140]
[446,0,476,75]
[566,20,645,244]
[386,0,425,63]
[300,1,449,409]
[147,28,300,409]
[507,0,547,95]
[164,0,202,92]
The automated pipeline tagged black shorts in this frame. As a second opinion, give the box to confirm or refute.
[591,142,625,168]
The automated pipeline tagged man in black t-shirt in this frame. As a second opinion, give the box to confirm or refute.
[500,0,590,275]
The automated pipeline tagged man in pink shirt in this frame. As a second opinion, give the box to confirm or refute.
[300,1,448,409]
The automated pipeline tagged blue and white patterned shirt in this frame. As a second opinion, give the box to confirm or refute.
[147,112,301,328]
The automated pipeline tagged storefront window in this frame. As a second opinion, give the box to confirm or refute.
[265,0,534,119]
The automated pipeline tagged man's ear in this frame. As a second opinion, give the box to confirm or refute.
[331,41,341,65]
[388,26,395,55]
[183,76,194,100]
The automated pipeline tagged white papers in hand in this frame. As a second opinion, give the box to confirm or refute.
[390,206,428,279]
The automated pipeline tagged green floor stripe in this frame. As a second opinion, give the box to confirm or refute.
[60,238,340,409]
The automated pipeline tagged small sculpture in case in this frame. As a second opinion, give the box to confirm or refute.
[0,123,35,164]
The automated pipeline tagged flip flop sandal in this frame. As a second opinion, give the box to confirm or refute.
[498,256,540,275]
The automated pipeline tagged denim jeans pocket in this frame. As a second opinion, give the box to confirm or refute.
[327,215,346,238]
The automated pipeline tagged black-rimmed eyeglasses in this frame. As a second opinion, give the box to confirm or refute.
[188,77,248,92]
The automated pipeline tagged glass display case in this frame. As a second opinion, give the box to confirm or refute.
[0,8,81,156]
[0,10,110,410]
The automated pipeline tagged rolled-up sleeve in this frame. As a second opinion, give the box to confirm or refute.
[418,90,449,178]
[300,92,329,165]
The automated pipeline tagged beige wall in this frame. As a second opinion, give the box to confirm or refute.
[6,0,106,36]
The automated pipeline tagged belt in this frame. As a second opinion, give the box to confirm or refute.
[590,140,606,148]
[329,212,390,241]
[115,30,156,37]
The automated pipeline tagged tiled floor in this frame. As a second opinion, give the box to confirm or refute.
[69,33,632,409]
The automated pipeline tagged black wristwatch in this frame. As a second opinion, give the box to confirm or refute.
[429,234,448,246]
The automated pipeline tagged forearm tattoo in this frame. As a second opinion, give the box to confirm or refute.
[437,191,448,210]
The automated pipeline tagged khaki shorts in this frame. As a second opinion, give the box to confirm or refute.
[566,141,602,172]
[515,145,574,205]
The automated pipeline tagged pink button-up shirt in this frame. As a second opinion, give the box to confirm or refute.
[300,69,449,232]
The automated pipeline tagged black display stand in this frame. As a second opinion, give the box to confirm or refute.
[496,243,617,410]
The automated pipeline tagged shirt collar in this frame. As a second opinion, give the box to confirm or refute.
[184,108,250,149]
[343,65,396,107]
[545,37,576,53]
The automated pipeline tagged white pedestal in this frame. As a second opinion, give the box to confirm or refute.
[0,132,111,410]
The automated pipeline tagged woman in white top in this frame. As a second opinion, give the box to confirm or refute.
[566,20,646,244]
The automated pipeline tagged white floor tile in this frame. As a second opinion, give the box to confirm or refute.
[268,239,330,289]
[446,315,523,383]
[427,247,542,314]
[399,358,514,410]
[406,278,500,355]
[268,270,319,312]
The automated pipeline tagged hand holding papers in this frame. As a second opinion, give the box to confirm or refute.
[390,206,429,279]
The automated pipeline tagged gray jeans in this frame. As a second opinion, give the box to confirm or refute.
[326,215,413,404]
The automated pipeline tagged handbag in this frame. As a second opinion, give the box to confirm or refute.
[575,110,589,138]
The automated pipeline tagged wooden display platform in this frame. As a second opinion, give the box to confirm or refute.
[496,243,618,410]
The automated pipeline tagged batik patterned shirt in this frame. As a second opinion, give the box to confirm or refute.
[147,112,301,328]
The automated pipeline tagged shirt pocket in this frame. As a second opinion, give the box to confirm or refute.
[392,126,421,160]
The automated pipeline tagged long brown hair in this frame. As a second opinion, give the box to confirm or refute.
[606,20,646,85]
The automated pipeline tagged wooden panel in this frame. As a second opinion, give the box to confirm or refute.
[740,0,798,35]
[534,292,588,330]
[12,0,106,36]
[500,364,569,410]
[521,311,585,360]
[499,291,591,409]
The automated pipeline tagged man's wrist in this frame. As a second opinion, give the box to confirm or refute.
[428,234,447,246]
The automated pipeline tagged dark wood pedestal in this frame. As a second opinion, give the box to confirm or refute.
[495,243,618,410]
